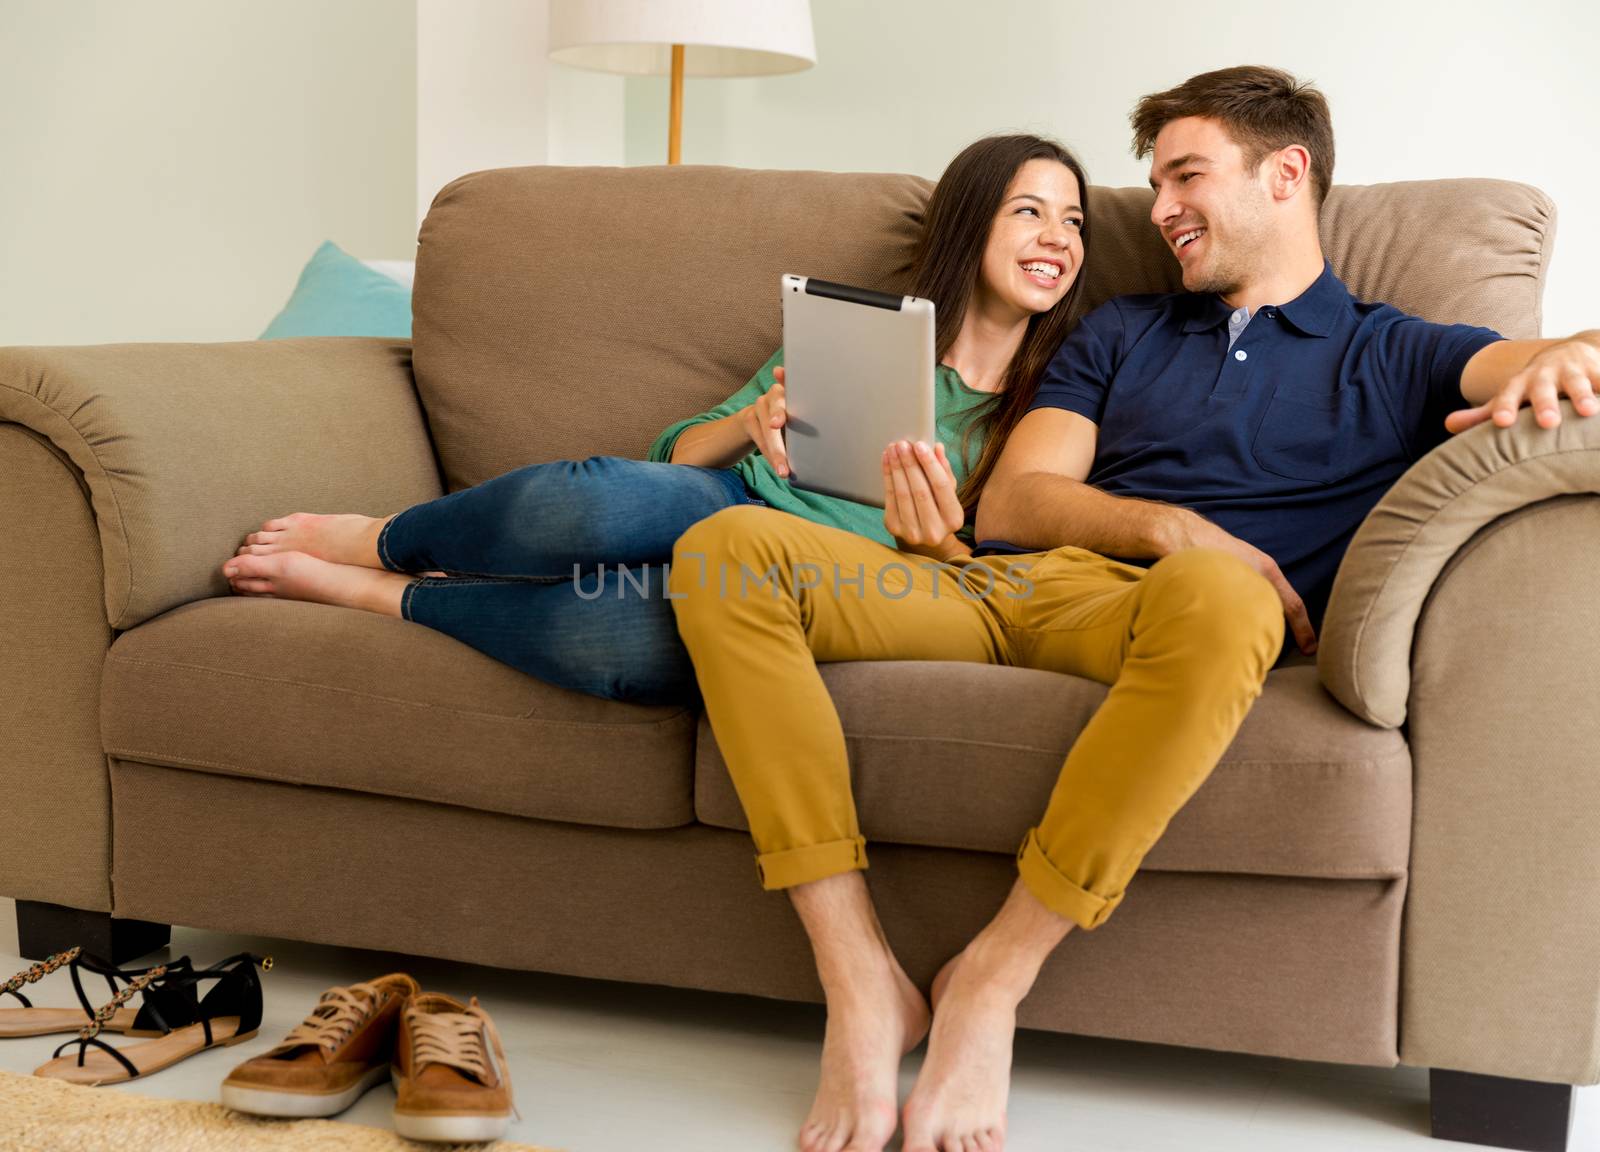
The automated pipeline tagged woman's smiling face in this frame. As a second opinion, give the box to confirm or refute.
[975,158,1084,321]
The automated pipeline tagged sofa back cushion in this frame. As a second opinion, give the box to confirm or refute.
[413,166,930,493]
[412,168,1553,493]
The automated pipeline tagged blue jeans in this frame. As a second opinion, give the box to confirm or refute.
[376,456,758,704]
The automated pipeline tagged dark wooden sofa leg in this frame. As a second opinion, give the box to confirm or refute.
[1431,1068,1574,1152]
[15,899,171,965]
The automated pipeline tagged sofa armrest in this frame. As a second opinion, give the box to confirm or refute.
[1318,400,1600,729]
[0,426,114,911]
[1320,403,1600,1086]
[0,338,443,630]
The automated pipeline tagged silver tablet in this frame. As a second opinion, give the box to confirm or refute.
[780,274,937,508]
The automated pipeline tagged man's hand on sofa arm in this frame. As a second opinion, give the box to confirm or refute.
[1449,330,1600,434]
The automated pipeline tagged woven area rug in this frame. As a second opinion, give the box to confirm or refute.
[0,1070,555,1152]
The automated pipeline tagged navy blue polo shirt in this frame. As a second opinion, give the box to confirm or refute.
[977,263,1501,639]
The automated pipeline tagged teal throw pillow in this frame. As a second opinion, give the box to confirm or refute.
[260,240,412,339]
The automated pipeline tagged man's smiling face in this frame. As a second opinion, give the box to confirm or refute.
[1148,116,1275,296]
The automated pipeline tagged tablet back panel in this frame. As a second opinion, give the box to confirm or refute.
[781,275,936,508]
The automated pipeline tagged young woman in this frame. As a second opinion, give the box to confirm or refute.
[220,134,1092,705]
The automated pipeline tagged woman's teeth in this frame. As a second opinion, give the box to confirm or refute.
[1021,262,1060,280]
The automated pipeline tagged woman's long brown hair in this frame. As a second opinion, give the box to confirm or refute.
[909,135,1091,514]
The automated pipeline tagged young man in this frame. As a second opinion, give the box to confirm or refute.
[976,66,1600,659]
[669,67,1600,1152]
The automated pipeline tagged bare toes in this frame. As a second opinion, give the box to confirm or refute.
[225,555,271,579]
[800,1124,826,1152]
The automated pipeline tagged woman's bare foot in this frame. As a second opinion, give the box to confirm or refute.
[222,551,412,616]
[238,512,393,569]
[801,957,930,1152]
[901,947,1018,1152]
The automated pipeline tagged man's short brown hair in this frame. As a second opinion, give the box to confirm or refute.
[1131,66,1335,207]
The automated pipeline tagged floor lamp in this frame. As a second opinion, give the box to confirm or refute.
[548,0,816,165]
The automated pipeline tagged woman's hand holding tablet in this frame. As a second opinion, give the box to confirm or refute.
[745,369,791,477]
[883,440,970,561]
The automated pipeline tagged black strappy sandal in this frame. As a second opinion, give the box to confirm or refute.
[32,951,272,1086]
[0,946,195,1039]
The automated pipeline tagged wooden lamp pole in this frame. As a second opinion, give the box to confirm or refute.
[549,3,815,168]
[668,44,685,164]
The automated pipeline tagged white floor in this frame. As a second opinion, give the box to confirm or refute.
[1,897,1595,1152]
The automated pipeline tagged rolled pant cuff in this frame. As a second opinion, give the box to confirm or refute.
[376,512,404,572]
[1016,828,1122,931]
[755,837,868,890]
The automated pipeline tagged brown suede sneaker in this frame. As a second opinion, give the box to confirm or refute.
[392,992,515,1143]
[221,972,420,1117]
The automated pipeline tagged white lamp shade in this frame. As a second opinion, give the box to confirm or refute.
[548,0,816,77]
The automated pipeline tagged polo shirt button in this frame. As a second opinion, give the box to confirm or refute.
[1235,350,1248,361]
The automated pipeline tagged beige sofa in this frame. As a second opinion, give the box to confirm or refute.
[2,166,1596,1151]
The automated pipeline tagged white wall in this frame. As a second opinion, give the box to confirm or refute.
[0,0,416,346]
[417,0,624,230]
[9,2,1583,345]
[547,63,626,168]
[624,0,1599,337]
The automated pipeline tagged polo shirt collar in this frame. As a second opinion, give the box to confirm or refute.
[1275,261,1345,338]
[1179,260,1347,338]
[1180,293,1234,334]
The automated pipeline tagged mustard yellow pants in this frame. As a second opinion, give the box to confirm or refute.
[668,505,1283,931]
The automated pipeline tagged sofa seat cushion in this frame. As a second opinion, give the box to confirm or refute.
[695,663,1410,880]
[102,598,696,829]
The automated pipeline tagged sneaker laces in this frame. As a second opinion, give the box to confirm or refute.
[409,997,518,1117]
[279,982,384,1054]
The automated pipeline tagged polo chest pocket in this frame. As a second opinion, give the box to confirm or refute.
[1250,385,1399,484]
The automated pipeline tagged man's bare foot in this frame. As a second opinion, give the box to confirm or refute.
[222,551,411,616]
[901,947,1017,1152]
[237,512,394,569]
[801,958,930,1152]
[930,954,957,1013]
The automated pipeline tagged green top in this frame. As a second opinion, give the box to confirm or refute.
[647,347,997,548]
